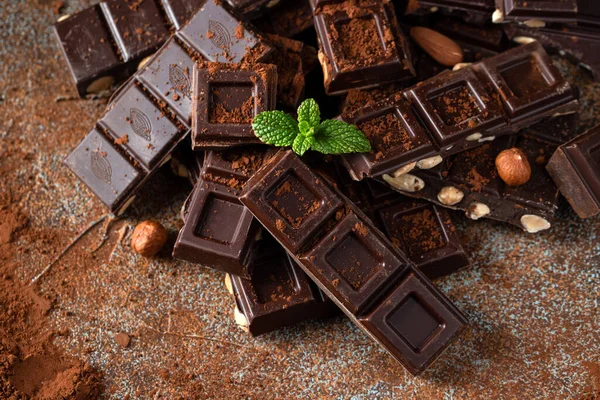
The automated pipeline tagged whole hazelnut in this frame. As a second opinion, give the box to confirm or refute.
[495,148,531,186]
[131,220,168,257]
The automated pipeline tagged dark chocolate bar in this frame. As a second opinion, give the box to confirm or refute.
[504,24,600,80]
[312,0,416,94]
[54,0,205,96]
[225,0,282,18]
[405,0,496,25]
[337,41,578,180]
[64,1,273,215]
[240,150,467,376]
[547,124,600,218]
[173,147,271,277]
[191,62,277,150]
[253,0,314,38]
[383,114,578,232]
[226,235,339,336]
[493,0,578,26]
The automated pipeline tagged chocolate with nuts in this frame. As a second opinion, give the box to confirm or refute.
[383,114,579,233]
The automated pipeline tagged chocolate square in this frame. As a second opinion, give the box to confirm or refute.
[137,40,196,126]
[314,0,414,94]
[406,68,504,148]
[100,84,183,171]
[64,128,144,214]
[102,0,171,60]
[242,151,344,253]
[192,63,276,149]
[474,42,572,122]
[559,129,600,204]
[301,212,408,314]
[359,271,465,376]
[53,5,122,94]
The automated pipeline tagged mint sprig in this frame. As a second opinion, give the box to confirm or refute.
[252,99,371,156]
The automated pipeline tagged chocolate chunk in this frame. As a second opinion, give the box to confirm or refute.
[173,147,272,278]
[338,42,578,180]
[240,150,467,376]
[547,124,600,218]
[229,235,339,336]
[253,0,315,37]
[313,0,415,94]
[405,0,496,25]
[53,0,205,97]
[383,114,579,232]
[192,62,277,150]
[65,1,273,214]
[493,0,578,25]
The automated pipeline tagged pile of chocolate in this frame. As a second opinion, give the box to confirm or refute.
[54,0,600,376]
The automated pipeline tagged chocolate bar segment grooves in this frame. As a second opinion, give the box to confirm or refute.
[240,150,467,375]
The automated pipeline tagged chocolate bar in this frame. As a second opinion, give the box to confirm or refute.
[54,0,205,96]
[493,0,578,26]
[191,62,277,150]
[333,172,470,279]
[253,0,314,38]
[64,0,273,215]
[578,1,600,28]
[226,234,339,336]
[383,114,578,232]
[504,24,600,80]
[240,150,467,376]
[225,0,283,18]
[337,41,578,180]
[312,0,416,94]
[173,147,271,277]
[547,124,600,218]
[405,0,496,25]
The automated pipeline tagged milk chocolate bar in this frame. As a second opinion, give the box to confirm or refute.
[191,62,277,150]
[312,0,416,94]
[383,114,578,233]
[64,1,273,215]
[547,124,600,218]
[54,0,205,96]
[173,147,271,277]
[338,42,578,180]
[240,150,467,376]
[227,235,339,336]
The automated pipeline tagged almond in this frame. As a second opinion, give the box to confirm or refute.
[410,27,464,67]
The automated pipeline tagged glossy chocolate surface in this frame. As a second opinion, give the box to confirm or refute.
[240,150,467,376]
[173,147,271,277]
[547,124,600,218]
[338,42,578,180]
[383,115,578,232]
[229,235,339,336]
[494,0,578,24]
[192,62,276,150]
[64,1,273,214]
[53,0,205,96]
[405,0,495,24]
[313,0,415,94]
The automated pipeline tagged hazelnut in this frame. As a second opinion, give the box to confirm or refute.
[437,186,464,205]
[131,220,168,257]
[520,215,551,233]
[466,202,490,220]
[495,148,531,186]
[383,173,425,192]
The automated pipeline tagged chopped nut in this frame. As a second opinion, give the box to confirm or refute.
[495,148,531,186]
[520,215,551,233]
[266,0,280,7]
[234,306,249,332]
[224,274,233,296]
[437,186,464,205]
[383,174,425,192]
[137,56,152,71]
[392,161,416,177]
[513,36,537,45]
[131,220,168,258]
[416,155,443,170]
[524,19,546,28]
[466,202,491,220]
[86,76,114,94]
[466,133,482,141]
[492,9,504,23]
[478,136,495,143]
[57,14,70,22]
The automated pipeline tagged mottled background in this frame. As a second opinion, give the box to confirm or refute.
[1,0,599,398]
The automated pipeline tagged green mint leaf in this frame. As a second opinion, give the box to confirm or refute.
[311,119,372,154]
[292,134,314,156]
[297,98,320,129]
[252,111,299,146]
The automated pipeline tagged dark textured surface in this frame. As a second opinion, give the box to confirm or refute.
[1,0,600,398]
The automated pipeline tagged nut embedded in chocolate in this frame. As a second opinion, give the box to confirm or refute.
[495,148,531,186]
[131,220,168,258]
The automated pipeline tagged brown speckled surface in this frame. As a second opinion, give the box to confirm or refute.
[1,0,600,398]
